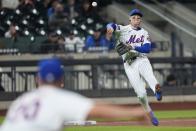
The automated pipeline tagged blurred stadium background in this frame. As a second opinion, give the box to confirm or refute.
[0,0,196,110]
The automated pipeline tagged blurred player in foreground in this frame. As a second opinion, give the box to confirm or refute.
[0,58,150,131]
[107,9,162,126]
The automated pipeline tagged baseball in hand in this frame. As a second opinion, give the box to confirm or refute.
[92,2,97,7]
[107,28,114,34]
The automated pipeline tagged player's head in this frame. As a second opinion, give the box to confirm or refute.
[37,58,64,88]
[129,9,143,28]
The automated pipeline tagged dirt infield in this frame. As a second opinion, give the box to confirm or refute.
[150,102,196,111]
[97,118,196,127]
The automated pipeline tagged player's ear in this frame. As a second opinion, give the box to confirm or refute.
[55,76,64,88]
[60,77,64,88]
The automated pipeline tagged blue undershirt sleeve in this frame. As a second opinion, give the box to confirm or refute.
[134,43,151,53]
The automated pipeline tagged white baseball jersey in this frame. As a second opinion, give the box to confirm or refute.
[115,24,158,97]
[116,24,150,60]
[0,86,94,131]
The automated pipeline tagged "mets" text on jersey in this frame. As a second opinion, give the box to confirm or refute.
[126,35,144,44]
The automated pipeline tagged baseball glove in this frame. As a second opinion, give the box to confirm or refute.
[124,51,139,65]
[115,42,132,56]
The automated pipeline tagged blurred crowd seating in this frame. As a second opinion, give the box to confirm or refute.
[0,0,116,54]
[0,0,110,37]
[0,0,172,54]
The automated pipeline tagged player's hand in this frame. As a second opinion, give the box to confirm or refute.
[107,28,114,34]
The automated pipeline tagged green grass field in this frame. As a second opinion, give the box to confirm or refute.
[1,110,196,131]
[155,109,196,119]
[66,126,196,131]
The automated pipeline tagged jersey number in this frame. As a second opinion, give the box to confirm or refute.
[9,100,41,121]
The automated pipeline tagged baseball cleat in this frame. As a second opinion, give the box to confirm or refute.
[155,84,162,101]
[149,111,159,126]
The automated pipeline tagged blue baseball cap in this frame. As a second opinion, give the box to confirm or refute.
[129,9,143,17]
[38,58,64,83]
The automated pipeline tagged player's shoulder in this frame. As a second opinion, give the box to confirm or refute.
[41,86,87,100]
[17,89,36,99]
[8,89,37,108]
[13,86,88,103]
[140,27,149,33]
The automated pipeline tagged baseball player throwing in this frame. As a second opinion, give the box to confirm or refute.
[0,58,150,131]
[107,9,162,126]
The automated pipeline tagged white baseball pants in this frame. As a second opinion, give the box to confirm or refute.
[124,57,158,97]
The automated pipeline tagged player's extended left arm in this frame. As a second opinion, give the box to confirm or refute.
[133,43,151,53]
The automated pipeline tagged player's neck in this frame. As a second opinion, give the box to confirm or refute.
[130,24,141,30]
[38,80,63,89]
[130,24,139,29]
